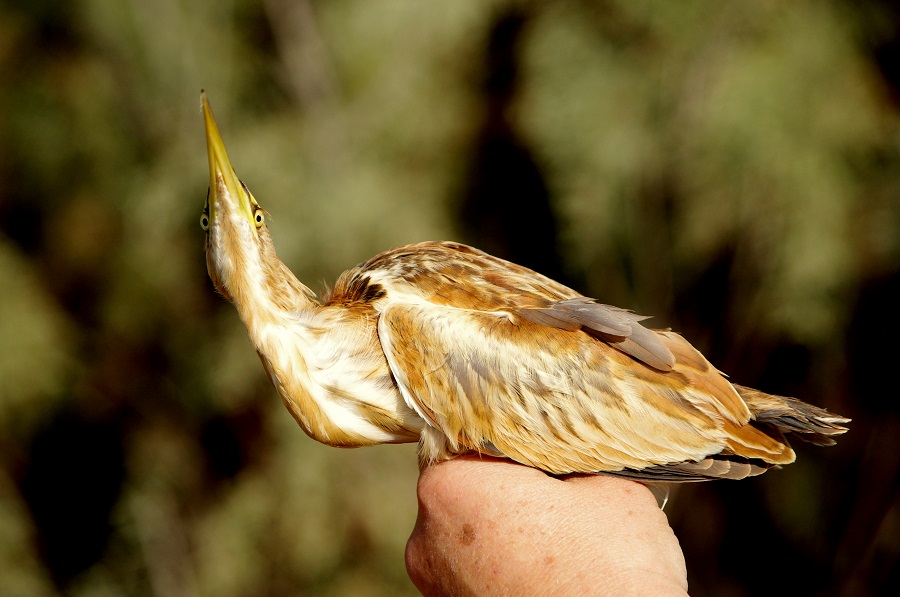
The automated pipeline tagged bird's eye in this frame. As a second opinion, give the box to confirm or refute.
[200,212,210,231]
[254,209,264,228]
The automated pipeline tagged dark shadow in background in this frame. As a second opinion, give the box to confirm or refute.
[18,408,126,587]
[836,270,900,595]
[457,7,568,285]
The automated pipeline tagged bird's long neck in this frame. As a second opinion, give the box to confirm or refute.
[211,224,320,329]
[234,257,318,327]
[233,261,333,442]
[227,252,324,415]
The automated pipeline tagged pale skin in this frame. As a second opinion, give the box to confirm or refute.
[406,456,689,596]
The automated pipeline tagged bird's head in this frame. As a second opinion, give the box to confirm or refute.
[200,92,314,318]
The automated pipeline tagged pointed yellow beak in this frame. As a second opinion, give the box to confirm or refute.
[202,91,254,226]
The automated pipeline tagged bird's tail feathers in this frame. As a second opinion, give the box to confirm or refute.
[734,384,850,446]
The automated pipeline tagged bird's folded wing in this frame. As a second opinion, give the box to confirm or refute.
[377,301,749,475]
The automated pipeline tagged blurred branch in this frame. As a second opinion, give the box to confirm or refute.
[262,0,353,176]
[131,492,198,597]
[262,0,339,112]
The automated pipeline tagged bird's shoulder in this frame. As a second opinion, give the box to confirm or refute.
[324,240,579,311]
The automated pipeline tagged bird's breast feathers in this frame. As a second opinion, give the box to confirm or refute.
[252,314,422,446]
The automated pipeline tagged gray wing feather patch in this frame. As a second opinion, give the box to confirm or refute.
[519,297,647,335]
[515,306,583,331]
[517,298,676,371]
[605,323,677,372]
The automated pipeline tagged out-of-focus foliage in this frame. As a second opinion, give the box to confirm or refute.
[0,240,72,435]
[0,0,897,595]
[521,3,891,344]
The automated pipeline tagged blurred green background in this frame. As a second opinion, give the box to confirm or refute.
[1,0,898,595]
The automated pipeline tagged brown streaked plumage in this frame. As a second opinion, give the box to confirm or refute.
[200,92,849,482]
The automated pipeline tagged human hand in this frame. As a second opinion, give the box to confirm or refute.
[405,455,688,596]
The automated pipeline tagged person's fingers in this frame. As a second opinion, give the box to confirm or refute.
[560,473,688,591]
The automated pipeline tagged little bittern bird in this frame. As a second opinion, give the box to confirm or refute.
[200,92,848,481]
